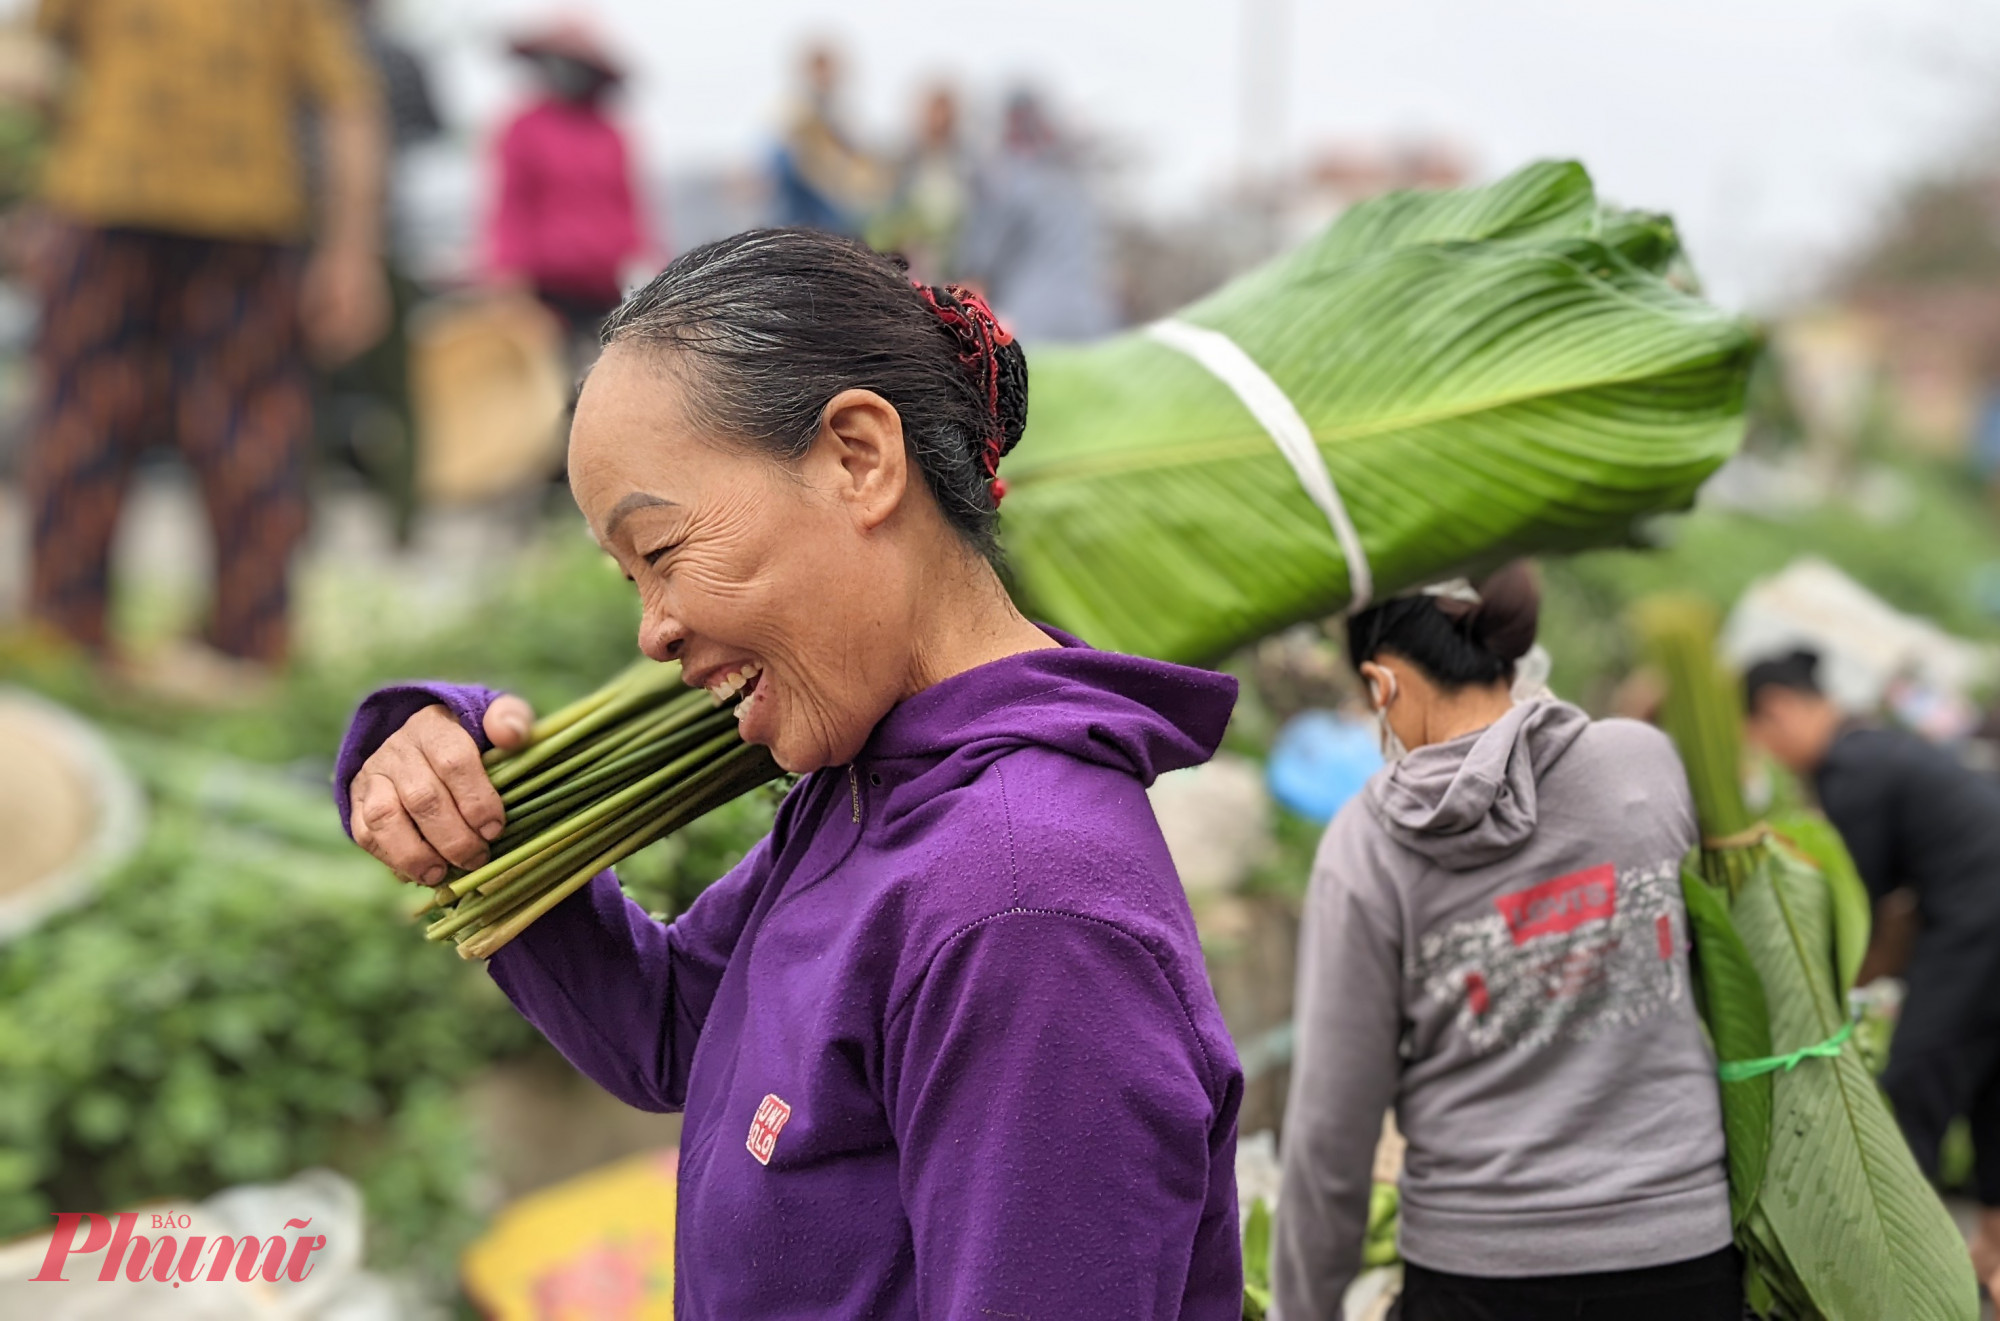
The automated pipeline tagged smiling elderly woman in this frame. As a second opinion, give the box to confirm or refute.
[331,230,1245,1318]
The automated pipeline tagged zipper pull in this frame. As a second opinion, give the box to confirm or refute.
[848,765,862,823]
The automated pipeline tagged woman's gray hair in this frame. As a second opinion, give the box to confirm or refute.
[602,229,1028,560]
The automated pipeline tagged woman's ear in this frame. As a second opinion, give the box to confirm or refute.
[1358,660,1394,711]
[813,388,909,529]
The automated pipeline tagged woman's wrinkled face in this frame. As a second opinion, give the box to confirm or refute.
[568,344,922,773]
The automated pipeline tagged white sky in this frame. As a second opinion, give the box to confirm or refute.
[389,0,2000,312]
[19,0,2000,312]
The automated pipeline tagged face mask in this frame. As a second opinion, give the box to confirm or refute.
[1511,643,1553,703]
[1370,671,1409,765]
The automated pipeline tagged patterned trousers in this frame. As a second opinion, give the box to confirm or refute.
[25,224,310,663]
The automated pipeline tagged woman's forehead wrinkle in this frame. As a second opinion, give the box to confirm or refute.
[603,491,676,538]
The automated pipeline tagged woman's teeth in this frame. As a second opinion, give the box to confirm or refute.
[707,662,763,705]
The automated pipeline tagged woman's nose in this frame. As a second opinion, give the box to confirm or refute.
[639,611,687,663]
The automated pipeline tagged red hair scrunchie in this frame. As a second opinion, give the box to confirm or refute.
[915,281,1014,506]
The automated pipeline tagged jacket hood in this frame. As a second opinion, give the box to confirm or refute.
[1367,698,1591,870]
[860,628,1237,793]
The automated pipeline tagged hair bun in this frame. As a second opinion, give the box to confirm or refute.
[914,282,1028,484]
[993,338,1029,458]
[1468,561,1540,663]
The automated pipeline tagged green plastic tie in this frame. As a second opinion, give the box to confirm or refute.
[1717,1020,1855,1083]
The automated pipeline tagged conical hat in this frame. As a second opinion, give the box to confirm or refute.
[0,691,144,942]
[411,290,571,506]
[508,18,625,82]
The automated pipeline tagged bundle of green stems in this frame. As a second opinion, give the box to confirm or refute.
[417,660,779,960]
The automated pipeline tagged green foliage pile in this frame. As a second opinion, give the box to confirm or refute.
[0,728,775,1284]
[0,737,534,1279]
[0,528,779,1282]
[1640,596,1977,1319]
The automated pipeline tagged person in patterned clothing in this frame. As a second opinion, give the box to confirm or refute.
[1272,564,1738,1321]
[25,0,386,675]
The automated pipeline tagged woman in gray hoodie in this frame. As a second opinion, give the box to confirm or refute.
[1271,564,1737,1321]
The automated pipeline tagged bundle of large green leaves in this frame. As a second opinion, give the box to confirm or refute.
[1638,597,1977,1319]
[1002,160,1756,663]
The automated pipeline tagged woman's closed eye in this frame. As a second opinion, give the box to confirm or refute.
[642,542,679,568]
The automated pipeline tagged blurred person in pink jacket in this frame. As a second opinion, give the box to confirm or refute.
[486,18,654,337]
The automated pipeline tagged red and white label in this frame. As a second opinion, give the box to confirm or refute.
[1493,864,1617,946]
[746,1094,792,1166]
[1414,858,1687,1055]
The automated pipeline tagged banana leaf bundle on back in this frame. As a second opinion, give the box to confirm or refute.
[1001,160,1757,664]
[1638,596,1977,1320]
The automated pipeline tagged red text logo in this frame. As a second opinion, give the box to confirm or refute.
[31,1212,327,1286]
[1494,864,1617,945]
[747,1094,792,1166]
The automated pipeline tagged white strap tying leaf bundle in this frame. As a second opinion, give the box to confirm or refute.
[1145,318,1375,611]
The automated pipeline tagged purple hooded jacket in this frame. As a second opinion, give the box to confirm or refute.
[335,634,1245,1318]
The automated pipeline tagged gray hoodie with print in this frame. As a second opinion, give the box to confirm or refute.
[1271,699,1731,1319]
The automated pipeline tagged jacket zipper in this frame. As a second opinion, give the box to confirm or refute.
[848,765,862,823]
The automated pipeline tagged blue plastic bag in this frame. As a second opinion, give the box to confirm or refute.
[1266,709,1382,825]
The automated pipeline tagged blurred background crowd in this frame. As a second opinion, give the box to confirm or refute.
[5,0,2000,1317]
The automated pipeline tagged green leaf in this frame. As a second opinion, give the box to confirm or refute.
[1769,811,1872,1000]
[1680,865,1772,1228]
[1595,207,1686,276]
[1211,158,1600,305]
[1002,161,1753,663]
[1731,842,1977,1320]
[1362,1182,1401,1269]
[1241,1196,1272,1292]
[1743,1261,1777,1319]
[1744,1202,1814,1319]
[1242,1194,1275,1320]
[1635,596,1752,840]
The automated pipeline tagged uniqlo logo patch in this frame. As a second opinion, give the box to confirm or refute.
[747,1094,792,1166]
